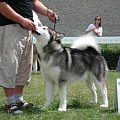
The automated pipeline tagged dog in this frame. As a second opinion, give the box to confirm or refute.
[33,26,108,111]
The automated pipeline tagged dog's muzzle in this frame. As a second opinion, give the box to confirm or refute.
[34,30,41,35]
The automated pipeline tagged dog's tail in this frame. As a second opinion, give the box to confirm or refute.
[71,35,100,53]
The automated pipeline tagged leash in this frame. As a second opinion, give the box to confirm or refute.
[53,15,59,31]
[47,8,59,31]
[53,21,56,31]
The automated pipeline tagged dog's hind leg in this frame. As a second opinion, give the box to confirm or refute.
[85,77,97,104]
[41,80,55,110]
[58,82,67,112]
[95,80,108,108]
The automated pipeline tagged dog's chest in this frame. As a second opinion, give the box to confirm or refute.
[41,65,61,83]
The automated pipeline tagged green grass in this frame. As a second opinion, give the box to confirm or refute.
[0,71,120,120]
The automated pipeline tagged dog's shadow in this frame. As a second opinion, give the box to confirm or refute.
[67,99,94,110]
[0,104,116,115]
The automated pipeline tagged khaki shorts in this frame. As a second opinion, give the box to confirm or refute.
[0,24,33,88]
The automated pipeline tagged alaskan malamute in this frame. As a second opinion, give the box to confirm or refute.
[33,26,108,111]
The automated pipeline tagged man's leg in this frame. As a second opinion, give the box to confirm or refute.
[14,86,34,109]
[14,86,24,103]
[0,25,23,114]
[4,88,23,114]
[4,88,16,104]
[14,29,33,109]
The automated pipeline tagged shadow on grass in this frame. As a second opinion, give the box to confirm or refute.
[68,100,94,110]
[68,98,118,114]
[98,107,118,114]
[0,102,117,115]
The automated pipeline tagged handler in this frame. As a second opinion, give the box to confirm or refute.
[0,0,58,114]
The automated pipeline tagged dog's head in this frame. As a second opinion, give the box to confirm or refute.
[33,26,65,55]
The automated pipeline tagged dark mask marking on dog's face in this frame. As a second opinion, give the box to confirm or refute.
[43,28,64,54]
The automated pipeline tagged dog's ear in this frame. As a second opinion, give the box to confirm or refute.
[55,33,65,41]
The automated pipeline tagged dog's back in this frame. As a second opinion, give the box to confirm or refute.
[51,36,108,83]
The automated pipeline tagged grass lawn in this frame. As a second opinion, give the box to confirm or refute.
[0,70,120,120]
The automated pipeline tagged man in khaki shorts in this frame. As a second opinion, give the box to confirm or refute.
[0,0,58,114]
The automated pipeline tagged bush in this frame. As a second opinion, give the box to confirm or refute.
[100,44,120,70]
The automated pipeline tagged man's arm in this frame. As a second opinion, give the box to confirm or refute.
[0,2,24,24]
[33,0,58,22]
[0,2,35,30]
[32,0,48,16]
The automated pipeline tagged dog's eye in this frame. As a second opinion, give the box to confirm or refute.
[43,27,48,30]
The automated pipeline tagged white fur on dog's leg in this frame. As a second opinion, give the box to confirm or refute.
[58,107,66,112]
[42,80,55,110]
[89,99,97,104]
[41,103,51,110]
[58,83,67,112]
[85,79,97,104]
[100,90,108,108]
[98,81,108,108]
[41,105,46,110]
[100,104,108,108]
[40,102,51,110]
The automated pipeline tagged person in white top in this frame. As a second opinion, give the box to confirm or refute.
[85,16,103,37]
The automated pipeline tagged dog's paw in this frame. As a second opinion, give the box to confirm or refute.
[40,105,47,111]
[100,104,108,108]
[58,107,66,112]
[89,100,97,104]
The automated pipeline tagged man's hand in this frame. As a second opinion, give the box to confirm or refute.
[47,9,59,23]
[20,18,36,31]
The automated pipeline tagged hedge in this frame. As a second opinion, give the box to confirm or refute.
[100,44,120,70]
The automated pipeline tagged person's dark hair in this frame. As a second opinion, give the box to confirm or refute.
[95,16,101,27]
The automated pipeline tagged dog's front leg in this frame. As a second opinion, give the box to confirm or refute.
[41,80,55,110]
[58,82,67,112]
